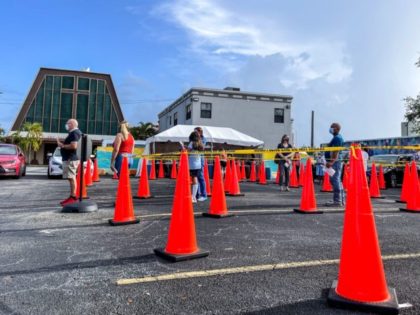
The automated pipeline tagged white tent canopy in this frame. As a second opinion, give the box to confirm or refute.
[143,125,264,155]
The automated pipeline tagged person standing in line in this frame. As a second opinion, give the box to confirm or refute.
[188,131,204,203]
[194,126,207,201]
[276,135,294,191]
[57,119,82,206]
[315,152,325,184]
[361,145,369,173]
[324,122,345,206]
[110,121,135,177]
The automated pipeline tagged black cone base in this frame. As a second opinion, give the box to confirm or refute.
[108,218,140,226]
[154,248,209,262]
[395,200,406,203]
[226,193,245,197]
[133,195,154,199]
[320,190,333,193]
[293,209,324,214]
[202,212,234,218]
[399,208,420,213]
[371,196,386,199]
[258,183,268,185]
[62,200,98,213]
[327,281,399,315]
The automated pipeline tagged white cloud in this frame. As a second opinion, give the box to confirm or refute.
[157,0,352,90]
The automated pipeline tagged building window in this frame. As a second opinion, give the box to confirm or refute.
[78,77,90,91]
[62,76,74,89]
[186,104,192,120]
[174,112,178,126]
[274,108,284,123]
[200,102,212,119]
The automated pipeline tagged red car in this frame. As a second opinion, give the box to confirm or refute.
[0,144,27,178]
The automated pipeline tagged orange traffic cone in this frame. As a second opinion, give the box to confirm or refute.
[298,164,305,187]
[327,147,398,314]
[154,150,209,262]
[134,158,153,199]
[75,164,88,199]
[224,159,232,192]
[85,159,93,187]
[249,161,257,182]
[258,160,267,185]
[241,161,246,181]
[149,160,156,180]
[342,163,349,191]
[203,156,232,218]
[171,160,177,179]
[109,156,139,226]
[275,164,281,184]
[400,161,420,213]
[321,172,333,192]
[369,162,384,199]
[236,161,241,182]
[294,159,322,214]
[158,160,165,179]
[289,161,299,188]
[378,165,386,190]
[227,158,244,196]
[92,158,100,182]
[203,159,212,197]
[396,163,410,203]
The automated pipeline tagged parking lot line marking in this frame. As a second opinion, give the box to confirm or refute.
[116,252,420,286]
[103,208,399,221]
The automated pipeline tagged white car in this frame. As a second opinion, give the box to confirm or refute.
[47,147,63,178]
[47,147,94,179]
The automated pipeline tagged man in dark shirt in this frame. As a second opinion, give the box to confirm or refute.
[57,119,82,206]
[325,122,345,206]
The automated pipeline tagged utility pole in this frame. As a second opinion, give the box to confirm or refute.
[310,110,314,147]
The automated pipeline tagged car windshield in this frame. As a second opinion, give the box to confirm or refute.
[370,155,398,164]
[0,145,17,155]
[53,148,62,157]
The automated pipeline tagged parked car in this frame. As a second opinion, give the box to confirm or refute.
[367,154,418,188]
[47,147,93,179]
[47,147,63,178]
[0,144,27,179]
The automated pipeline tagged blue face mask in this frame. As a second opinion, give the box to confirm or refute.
[329,128,335,135]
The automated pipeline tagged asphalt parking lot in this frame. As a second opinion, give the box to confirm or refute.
[0,167,419,315]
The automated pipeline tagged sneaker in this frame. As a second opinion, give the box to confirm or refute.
[192,197,197,203]
[198,197,207,202]
[285,187,290,191]
[62,196,78,206]
[60,197,71,206]
[280,186,285,192]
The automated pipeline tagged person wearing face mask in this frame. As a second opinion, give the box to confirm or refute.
[56,119,82,206]
[276,135,294,191]
[324,122,345,206]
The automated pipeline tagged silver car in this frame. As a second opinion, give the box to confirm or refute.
[47,147,63,178]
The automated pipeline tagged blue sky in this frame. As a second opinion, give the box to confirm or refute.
[0,0,419,146]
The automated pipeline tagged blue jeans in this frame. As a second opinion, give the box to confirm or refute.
[196,168,207,198]
[330,161,345,204]
[115,154,133,177]
[278,160,290,187]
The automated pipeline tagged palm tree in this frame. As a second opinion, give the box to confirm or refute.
[130,122,158,140]
[0,125,5,142]
[13,122,43,164]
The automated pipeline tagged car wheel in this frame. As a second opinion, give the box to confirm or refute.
[14,167,21,179]
[22,165,26,176]
[48,167,52,179]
